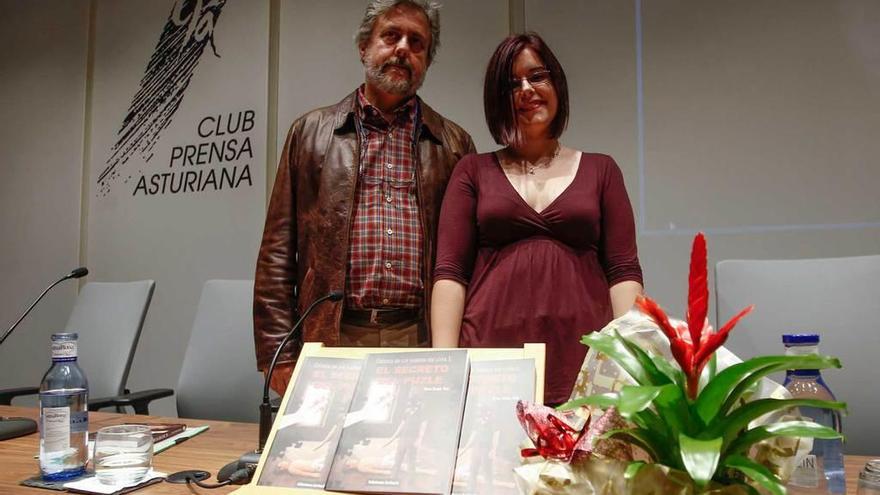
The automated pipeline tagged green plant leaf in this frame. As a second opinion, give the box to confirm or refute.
[602,428,664,463]
[558,386,663,417]
[695,355,842,424]
[557,392,619,411]
[636,412,681,467]
[557,392,676,465]
[679,433,722,488]
[629,408,666,436]
[651,354,685,388]
[581,330,657,386]
[726,420,842,456]
[617,385,665,416]
[707,398,846,447]
[722,454,785,495]
[652,383,695,438]
[617,335,673,386]
[721,357,840,420]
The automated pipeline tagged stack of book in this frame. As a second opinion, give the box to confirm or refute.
[256,350,536,495]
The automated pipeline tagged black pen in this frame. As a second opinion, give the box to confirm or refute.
[171,436,191,446]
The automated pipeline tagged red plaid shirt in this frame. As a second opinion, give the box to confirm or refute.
[345,88,423,309]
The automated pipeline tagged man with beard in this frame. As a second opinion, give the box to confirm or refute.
[254,0,475,394]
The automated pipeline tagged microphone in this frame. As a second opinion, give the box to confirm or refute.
[1,266,88,347]
[213,290,343,484]
[0,267,88,442]
[68,267,89,279]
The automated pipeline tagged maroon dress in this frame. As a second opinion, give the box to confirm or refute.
[433,152,643,404]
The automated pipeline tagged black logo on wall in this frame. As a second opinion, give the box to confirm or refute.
[97,0,256,198]
[133,111,254,196]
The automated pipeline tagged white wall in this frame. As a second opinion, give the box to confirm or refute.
[526,0,880,319]
[1,0,878,420]
[0,0,89,403]
[84,0,269,417]
[0,0,509,416]
[277,0,505,172]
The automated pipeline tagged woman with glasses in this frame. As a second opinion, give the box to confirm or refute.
[431,33,643,406]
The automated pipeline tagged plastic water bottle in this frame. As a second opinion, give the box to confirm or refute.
[39,332,89,481]
[783,334,845,494]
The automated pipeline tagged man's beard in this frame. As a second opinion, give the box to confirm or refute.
[363,54,425,95]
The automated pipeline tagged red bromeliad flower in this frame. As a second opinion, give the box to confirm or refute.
[636,233,753,399]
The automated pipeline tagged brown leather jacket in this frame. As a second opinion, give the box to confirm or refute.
[253,90,475,371]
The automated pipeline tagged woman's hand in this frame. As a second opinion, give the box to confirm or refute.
[430,279,467,347]
[609,280,643,318]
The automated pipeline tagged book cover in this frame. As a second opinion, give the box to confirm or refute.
[325,350,470,494]
[452,359,536,495]
[89,423,186,443]
[257,356,363,489]
[128,423,186,443]
[152,425,209,454]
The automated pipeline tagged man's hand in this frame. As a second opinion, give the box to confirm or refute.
[266,362,296,395]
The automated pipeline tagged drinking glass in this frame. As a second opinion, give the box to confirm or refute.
[93,425,153,485]
[858,459,880,495]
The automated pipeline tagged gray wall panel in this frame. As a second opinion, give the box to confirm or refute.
[0,0,89,401]
[85,0,269,417]
[3,0,878,421]
[526,0,880,326]
[277,0,507,167]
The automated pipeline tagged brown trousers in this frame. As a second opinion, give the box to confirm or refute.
[338,317,427,347]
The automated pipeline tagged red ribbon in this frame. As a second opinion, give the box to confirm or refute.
[516,401,591,463]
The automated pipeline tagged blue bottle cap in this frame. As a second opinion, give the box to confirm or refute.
[782,334,819,344]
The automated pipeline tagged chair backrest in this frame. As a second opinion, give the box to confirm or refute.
[176,280,263,422]
[64,280,155,399]
[715,255,880,455]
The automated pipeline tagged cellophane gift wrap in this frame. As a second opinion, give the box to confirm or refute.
[513,310,811,495]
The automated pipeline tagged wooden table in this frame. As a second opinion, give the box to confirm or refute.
[1,405,875,494]
[0,405,257,494]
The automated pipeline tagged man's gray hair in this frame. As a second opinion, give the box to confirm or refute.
[356,0,442,63]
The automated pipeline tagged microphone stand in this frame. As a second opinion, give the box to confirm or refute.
[0,267,88,441]
[0,267,88,346]
[213,290,343,483]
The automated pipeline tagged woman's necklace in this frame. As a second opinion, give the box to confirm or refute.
[512,142,561,175]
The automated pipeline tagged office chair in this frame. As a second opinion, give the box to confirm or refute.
[0,280,171,413]
[175,279,262,421]
[715,255,880,455]
[92,280,263,422]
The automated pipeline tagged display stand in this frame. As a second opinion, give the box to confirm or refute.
[231,342,545,495]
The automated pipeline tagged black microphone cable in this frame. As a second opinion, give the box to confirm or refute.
[257,290,344,451]
[165,465,255,488]
[1,266,89,346]
[187,466,253,488]
[214,289,343,484]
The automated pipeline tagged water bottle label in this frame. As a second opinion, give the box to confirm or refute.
[70,410,88,434]
[51,341,77,360]
[42,407,71,452]
[790,454,820,488]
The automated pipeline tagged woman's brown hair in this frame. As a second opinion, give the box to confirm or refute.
[484,32,569,147]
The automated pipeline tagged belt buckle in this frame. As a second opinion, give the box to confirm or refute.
[369,309,379,325]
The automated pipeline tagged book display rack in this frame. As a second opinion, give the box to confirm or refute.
[232,343,545,495]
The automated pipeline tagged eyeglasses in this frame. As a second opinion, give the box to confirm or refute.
[509,69,552,92]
